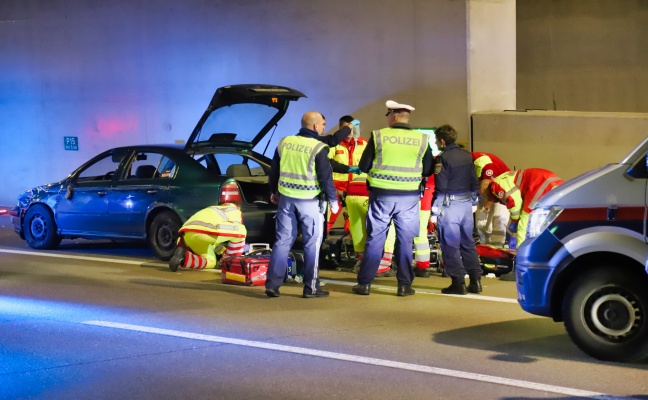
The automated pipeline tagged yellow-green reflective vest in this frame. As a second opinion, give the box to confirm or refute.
[277,135,327,199]
[367,128,428,191]
[179,205,246,238]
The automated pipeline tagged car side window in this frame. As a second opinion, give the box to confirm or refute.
[77,151,128,182]
[247,158,266,176]
[127,152,176,180]
[214,153,267,177]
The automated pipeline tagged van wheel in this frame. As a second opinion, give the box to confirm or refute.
[23,204,62,250]
[563,266,648,362]
[148,211,181,261]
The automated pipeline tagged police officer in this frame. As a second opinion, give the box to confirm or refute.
[265,111,340,298]
[432,125,482,295]
[352,100,434,296]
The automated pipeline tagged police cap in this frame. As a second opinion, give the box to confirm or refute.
[385,100,415,116]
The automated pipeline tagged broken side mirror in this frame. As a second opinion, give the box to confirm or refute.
[65,185,74,200]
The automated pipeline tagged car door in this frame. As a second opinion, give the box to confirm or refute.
[56,150,130,235]
[106,151,172,237]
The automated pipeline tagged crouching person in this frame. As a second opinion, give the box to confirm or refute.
[169,203,247,271]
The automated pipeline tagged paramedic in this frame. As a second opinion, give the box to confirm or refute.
[352,100,434,296]
[265,111,339,298]
[168,203,246,271]
[479,167,563,249]
[327,115,368,232]
[472,151,511,246]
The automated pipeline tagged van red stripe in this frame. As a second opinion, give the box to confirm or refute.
[556,207,644,222]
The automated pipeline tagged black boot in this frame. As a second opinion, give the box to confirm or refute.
[441,277,467,295]
[467,277,482,293]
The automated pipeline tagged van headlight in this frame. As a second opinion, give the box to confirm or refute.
[527,207,563,238]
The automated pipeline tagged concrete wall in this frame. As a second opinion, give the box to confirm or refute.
[517,0,648,112]
[472,111,648,180]
[0,0,475,206]
[2,0,648,207]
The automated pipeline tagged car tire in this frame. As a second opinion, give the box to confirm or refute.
[23,204,62,250]
[563,266,648,363]
[149,210,181,261]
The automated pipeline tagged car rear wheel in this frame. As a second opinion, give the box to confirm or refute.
[148,210,181,261]
[23,204,62,250]
[563,266,648,363]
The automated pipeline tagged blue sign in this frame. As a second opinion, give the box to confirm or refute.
[64,136,79,151]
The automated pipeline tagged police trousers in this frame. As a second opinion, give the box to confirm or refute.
[266,196,324,294]
[436,199,481,279]
[357,193,419,286]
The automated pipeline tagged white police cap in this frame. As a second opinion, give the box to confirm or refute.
[385,100,415,116]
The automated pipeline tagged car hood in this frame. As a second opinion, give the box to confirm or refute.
[185,84,306,152]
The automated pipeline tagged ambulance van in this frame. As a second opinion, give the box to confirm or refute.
[515,136,648,363]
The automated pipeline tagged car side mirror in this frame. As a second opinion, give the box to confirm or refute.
[65,185,74,200]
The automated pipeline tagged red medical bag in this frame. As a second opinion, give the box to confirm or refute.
[220,251,270,286]
[476,244,516,276]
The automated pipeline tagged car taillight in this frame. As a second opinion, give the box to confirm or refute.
[220,181,242,205]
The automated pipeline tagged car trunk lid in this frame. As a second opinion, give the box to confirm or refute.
[185,84,306,152]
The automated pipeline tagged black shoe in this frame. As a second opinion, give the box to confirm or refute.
[467,279,483,293]
[352,284,371,295]
[441,279,467,295]
[303,289,330,298]
[169,247,185,272]
[397,285,415,296]
[265,288,281,298]
[414,268,430,278]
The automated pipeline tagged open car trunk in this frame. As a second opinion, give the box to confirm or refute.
[235,177,272,205]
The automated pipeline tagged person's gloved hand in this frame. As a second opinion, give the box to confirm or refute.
[507,220,518,235]
[431,197,444,216]
[330,201,340,215]
[348,166,362,174]
[471,192,479,206]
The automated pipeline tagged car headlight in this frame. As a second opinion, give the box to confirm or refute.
[527,206,563,238]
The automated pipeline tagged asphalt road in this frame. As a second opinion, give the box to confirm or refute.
[1,216,647,400]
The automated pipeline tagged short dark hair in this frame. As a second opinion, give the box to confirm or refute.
[339,115,354,124]
[434,124,457,145]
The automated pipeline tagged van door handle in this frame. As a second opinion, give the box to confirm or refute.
[146,190,158,195]
[97,191,108,197]
[607,206,618,221]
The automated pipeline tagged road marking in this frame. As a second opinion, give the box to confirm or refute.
[84,320,622,400]
[323,279,518,303]
[0,248,517,303]
[0,248,161,266]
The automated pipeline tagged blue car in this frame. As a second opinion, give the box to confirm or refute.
[11,84,306,260]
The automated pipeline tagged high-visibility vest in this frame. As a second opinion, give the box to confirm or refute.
[277,135,327,199]
[367,128,428,191]
[328,137,368,183]
[490,168,563,220]
[179,205,246,239]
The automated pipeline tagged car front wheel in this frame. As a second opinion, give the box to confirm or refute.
[23,204,62,250]
[563,266,648,363]
[148,210,181,261]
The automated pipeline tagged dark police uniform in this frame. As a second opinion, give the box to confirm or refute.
[432,143,481,282]
[266,127,339,297]
[355,123,434,292]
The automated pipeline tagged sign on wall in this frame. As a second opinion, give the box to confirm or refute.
[64,136,79,151]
